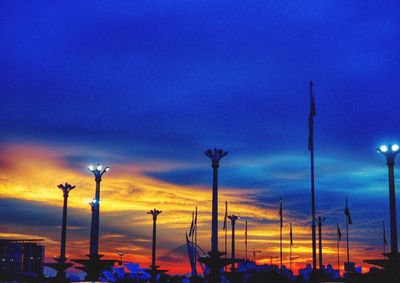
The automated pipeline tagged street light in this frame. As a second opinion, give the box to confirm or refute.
[147,209,164,283]
[377,144,399,256]
[87,164,109,260]
[57,183,76,263]
[46,183,75,280]
[228,214,239,271]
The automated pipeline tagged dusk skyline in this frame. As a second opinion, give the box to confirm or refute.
[1,0,400,277]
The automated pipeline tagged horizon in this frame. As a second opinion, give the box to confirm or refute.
[1,0,400,279]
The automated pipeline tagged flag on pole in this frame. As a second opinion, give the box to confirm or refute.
[308,81,316,151]
[223,201,228,230]
[337,223,342,242]
[189,211,194,237]
[279,198,283,227]
[290,222,293,246]
[345,198,352,225]
[245,221,248,245]
[383,221,387,246]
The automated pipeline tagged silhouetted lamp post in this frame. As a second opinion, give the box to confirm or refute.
[317,216,326,269]
[72,164,116,281]
[204,148,228,255]
[45,183,75,281]
[198,148,229,283]
[377,144,399,256]
[364,144,400,275]
[146,209,167,283]
[88,164,109,260]
[228,214,239,271]
[58,183,76,262]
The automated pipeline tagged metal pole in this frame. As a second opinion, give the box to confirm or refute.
[228,215,238,271]
[90,179,101,258]
[280,200,283,269]
[60,191,68,261]
[147,209,161,283]
[387,161,398,254]
[231,220,235,271]
[309,82,317,271]
[311,146,317,270]
[337,229,340,275]
[245,221,248,262]
[55,183,75,280]
[194,207,198,278]
[204,149,227,255]
[346,214,350,263]
[318,217,322,269]
[212,164,219,254]
[225,202,228,272]
[280,225,283,269]
[152,215,156,268]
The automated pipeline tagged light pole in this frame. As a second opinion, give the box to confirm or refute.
[198,148,229,283]
[147,209,166,283]
[364,144,400,276]
[58,183,76,263]
[88,164,109,260]
[377,144,399,256]
[46,183,75,281]
[72,164,117,281]
[228,214,239,272]
[204,148,228,255]
[317,216,326,269]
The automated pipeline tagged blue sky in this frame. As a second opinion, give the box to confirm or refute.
[1,0,400,274]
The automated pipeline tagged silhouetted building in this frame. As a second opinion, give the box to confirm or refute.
[0,239,44,281]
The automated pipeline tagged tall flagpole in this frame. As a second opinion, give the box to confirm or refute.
[337,223,341,275]
[290,222,293,270]
[245,221,248,262]
[224,201,228,273]
[194,206,198,278]
[346,214,350,262]
[345,198,351,263]
[309,80,317,271]
[279,197,283,269]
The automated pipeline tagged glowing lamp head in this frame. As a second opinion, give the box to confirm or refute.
[105,166,110,172]
[88,165,94,171]
[392,144,399,152]
[379,145,388,153]
[96,164,102,171]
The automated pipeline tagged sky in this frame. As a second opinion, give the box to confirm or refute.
[1,0,400,277]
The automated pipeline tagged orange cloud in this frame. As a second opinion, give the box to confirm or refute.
[0,143,382,275]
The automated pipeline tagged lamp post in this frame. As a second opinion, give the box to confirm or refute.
[228,214,239,271]
[147,209,166,283]
[88,164,109,260]
[377,144,399,256]
[204,148,228,255]
[72,164,117,281]
[198,148,229,283]
[58,183,76,263]
[317,216,326,269]
[45,183,75,281]
[364,144,400,276]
